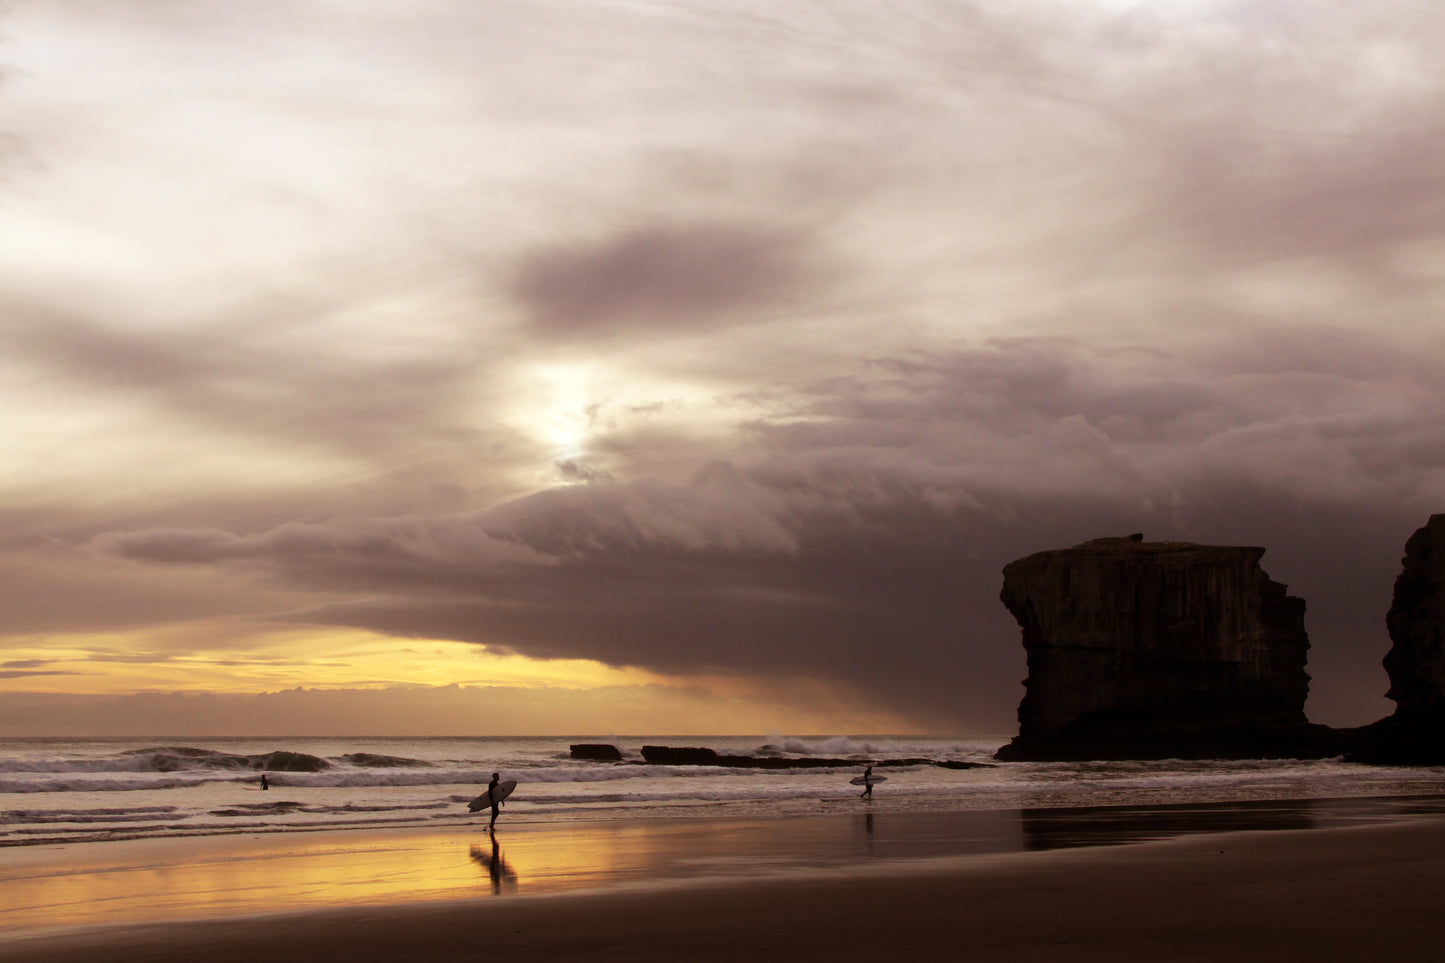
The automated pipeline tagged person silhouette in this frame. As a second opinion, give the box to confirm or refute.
[859,765,874,799]
[260,773,269,791]
[486,772,502,831]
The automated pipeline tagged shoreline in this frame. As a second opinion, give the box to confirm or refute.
[6,795,1445,955]
[5,814,1445,961]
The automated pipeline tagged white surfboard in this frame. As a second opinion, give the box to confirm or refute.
[468,779,518,812]
[849,775,887,786]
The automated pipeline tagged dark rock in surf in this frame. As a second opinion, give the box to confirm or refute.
[636,746,991,770]
[995,535,1340,761]
[570,743,624,761]
[1349,515,1445,764]
[641,746,718,765]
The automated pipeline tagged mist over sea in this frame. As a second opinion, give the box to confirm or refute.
[7,735,1445,848]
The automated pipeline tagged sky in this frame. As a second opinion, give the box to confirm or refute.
[2,0,1443,737]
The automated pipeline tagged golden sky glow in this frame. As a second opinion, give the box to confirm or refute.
[0,627,668,695]
[0,626,920,736]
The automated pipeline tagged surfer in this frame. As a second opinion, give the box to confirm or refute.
[859,765,874,799]
[260,773,269,791]
[486,772,502,831]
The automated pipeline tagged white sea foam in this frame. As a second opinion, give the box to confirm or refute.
[0,774,221,794]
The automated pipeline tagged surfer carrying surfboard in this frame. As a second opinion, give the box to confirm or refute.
[859,765,874,799]
[467,775,518,824]
[486,772,502,831]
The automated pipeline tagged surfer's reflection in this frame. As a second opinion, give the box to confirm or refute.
[470,834,518,895]
[1020,803,1314,851]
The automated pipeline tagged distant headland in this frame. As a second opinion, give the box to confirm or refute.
[993,515,1445,764]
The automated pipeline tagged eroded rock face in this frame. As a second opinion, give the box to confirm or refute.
[1349,515,1445,763]
[995,536,1338,761]
[1383,515,1445,718]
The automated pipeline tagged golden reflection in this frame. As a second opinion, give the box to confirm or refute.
[0,817,801,935]
[0,813,937,937]
[0,822,683,934]
[469,834,517,895]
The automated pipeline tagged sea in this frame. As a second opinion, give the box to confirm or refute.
[7,734,1445,849]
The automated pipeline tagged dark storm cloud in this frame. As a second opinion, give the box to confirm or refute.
[90,335,1445,728]
[97,516,557,593]
[801,342,1220,445]
[511,222,822,336]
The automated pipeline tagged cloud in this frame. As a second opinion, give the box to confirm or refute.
[96,516,559,593]
[1134,7,1445,275]
[0,309,492,468]
[2,658,76,679]
[84,334,1443,728]
[6,0,1445,734]
[511,221,825,337]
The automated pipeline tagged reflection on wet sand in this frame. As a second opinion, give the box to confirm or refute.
[1021,795,1445,850]
[7,796,1445,936]
[469,835,518,895]
[1023,802,1312,850]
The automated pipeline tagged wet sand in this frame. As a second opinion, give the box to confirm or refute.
[4,807,1445,961]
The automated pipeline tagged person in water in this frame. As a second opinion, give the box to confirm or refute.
[260,773,269,791]
[486,772,502,832]
[859,765,874,799]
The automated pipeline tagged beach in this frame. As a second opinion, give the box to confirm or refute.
[4,806,1445,961]
[8,737,1445,960]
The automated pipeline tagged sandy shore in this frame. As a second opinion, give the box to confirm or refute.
[4,812,1444,961]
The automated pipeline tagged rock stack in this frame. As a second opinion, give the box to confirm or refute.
[995,535,1339,761]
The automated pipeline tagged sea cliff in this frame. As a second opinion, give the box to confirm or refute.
[1349,514,1445,763]
[995,535,1339,761]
